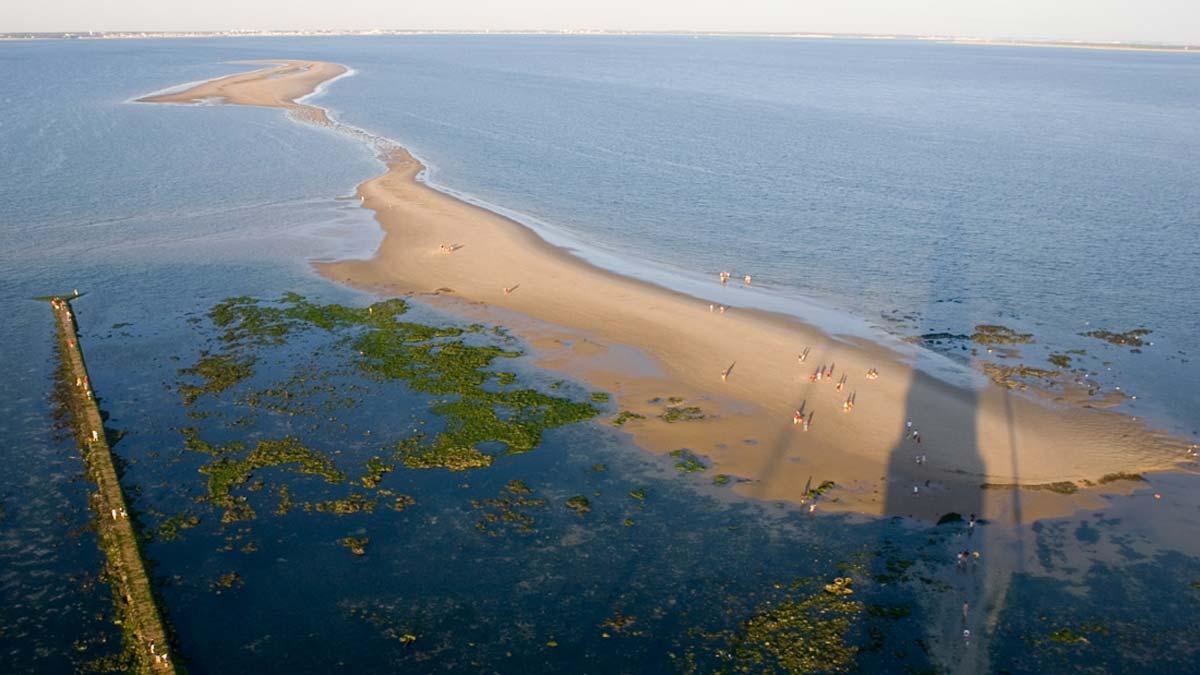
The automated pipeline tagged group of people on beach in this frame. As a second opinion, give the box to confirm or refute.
[792,402,813,431]
[779,350,882,431]
[717,271,752,286]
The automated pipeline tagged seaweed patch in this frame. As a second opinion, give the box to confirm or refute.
[669,449,707,473]
[472,480,546,535]
[971,324,1034,346]
[1081,328,1152,348]
[692,575,864,672]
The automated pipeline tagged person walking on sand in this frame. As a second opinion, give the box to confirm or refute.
[794,410,804,425]
[803,412,812,431]
[721,362,735,382]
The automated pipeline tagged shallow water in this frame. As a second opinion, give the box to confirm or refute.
[1,36,1198,673]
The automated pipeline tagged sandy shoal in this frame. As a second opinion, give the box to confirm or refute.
[141,60,1190,523]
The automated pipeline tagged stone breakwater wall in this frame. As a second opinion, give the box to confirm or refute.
[51,296,176,673]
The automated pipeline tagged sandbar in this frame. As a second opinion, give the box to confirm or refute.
[140,60,1190,523]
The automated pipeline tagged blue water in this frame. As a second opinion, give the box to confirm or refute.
[1,36,1199,673]
[322,36,1200,435]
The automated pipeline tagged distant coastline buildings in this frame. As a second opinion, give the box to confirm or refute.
[0,29,1195,53]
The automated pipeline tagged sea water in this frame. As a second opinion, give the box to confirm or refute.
[1,36,1199,673]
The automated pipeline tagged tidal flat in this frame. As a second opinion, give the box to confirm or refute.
[42,293,1200,673]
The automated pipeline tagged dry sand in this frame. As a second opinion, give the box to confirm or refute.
[141,60,1191,523]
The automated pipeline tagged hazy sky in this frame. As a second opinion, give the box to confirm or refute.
[4,0,1197,44]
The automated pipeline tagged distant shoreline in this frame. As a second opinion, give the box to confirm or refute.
[5,30,1199,54]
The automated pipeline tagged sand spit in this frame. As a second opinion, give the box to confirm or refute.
[141,60,1189,523]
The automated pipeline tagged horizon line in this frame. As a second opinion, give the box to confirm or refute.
[2,28,1198,51]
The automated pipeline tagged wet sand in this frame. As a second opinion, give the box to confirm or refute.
[140,60,1190,523]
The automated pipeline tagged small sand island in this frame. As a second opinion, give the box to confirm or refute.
[140,60,1188,523]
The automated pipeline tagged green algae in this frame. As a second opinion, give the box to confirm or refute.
[670,449,707,473]
[211,293,409,347]
[472,480,545,535]
[1048,353,1072,368]
[565,495,592,514]
[361,456,394,489]
[274,485,293,516]
[905,331,969,346]
[306,493,377,515]
[155,513,200,542]
[600,611,637,636]
[713,474,731,486]
[210,571,244,593]
[389,495,416,512]
[1082,328,1152,348]
[718,576,863,673]
[982,363,1060,389]
[340,536,370,556]
[807,480,836,500]
[178,354,255,405]
[184,432,345,522]
[393,433,493,471]
[1047,627,1090,645]
[590,392,610,403]
[187,294,600,475]
[1097,472,1145,484]
[982,481,1078,494]
[612,410,646,426]
[971,324,1034,345]
[180,426,244,456]
[629,487,648,501]
[661,405,705,423]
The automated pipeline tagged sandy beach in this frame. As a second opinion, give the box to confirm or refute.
[140,60,1190,523]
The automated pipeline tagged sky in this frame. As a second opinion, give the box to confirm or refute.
[3,0,1197,44]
